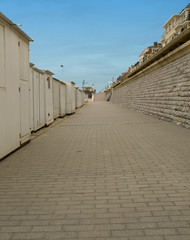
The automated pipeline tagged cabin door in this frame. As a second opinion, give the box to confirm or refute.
[19,39,30,145]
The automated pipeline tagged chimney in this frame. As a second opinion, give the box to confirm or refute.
[154,42,158,47]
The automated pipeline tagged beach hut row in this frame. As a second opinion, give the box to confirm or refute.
[30,64,87,132]
[0,12,88,160]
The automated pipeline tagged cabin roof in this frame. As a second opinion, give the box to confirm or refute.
[0,12,33,42]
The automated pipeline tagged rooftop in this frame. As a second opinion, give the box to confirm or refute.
[163,3,190,28]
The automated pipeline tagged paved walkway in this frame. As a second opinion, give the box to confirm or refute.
[0,102,190,240]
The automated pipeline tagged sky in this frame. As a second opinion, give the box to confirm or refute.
[1,0,190,92]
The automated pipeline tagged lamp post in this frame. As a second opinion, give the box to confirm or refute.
[60,65,64,80]
[82,80,85,91]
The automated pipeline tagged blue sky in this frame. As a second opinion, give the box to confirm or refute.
[1,0,190,91]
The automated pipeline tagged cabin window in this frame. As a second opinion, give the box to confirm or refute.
[0,24,5,88]
[47,77,51,89]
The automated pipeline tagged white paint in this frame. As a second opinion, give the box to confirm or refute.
[43,71,54,126]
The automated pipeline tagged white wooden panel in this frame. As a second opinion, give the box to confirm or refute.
[39,74,45,127]
[59,83,66,117]
[79,90,82,107]
[20,80,30,143]
[53,79,60,119]
[45,74,54,125]
[33,71,40,130]
[19,40,28,81]
[29,67,34,131]
[71,84,75,112]
[64,81,75,114]
[30,67,46,132]
[19,38,30,143]
[75,88,78,108]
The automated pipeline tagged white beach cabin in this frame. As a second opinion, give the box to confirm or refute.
[53,78,66,119]
[64,81,76,114]
[29,64,46,132]
[42,70,54,126]
[0,12,33,159]
[75,88,84,108]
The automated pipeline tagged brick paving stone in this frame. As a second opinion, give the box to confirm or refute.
[157,221,189,228]
[0,101,190,239]
[0,233,13,240]
[12,232,45,239]
[0,226,32,233]
[164,236,190,240]
[129,237,164,240]
[78,230,110,238]
[112,229,144,237]
[144,228,178,236]
[126,222,157,229]
[0,221,21,226]
[177,228,190,234]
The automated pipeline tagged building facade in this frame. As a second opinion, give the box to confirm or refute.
[161,4,190,46]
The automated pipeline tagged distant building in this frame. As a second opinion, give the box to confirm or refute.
[122,72,128,77]
[139,42,162,65]
[128,65,135,73]
[161,3,190,47]
[133,61,140,71]
[83,86,95,98]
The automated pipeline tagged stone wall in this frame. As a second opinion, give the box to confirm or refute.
[109,42,190,129]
